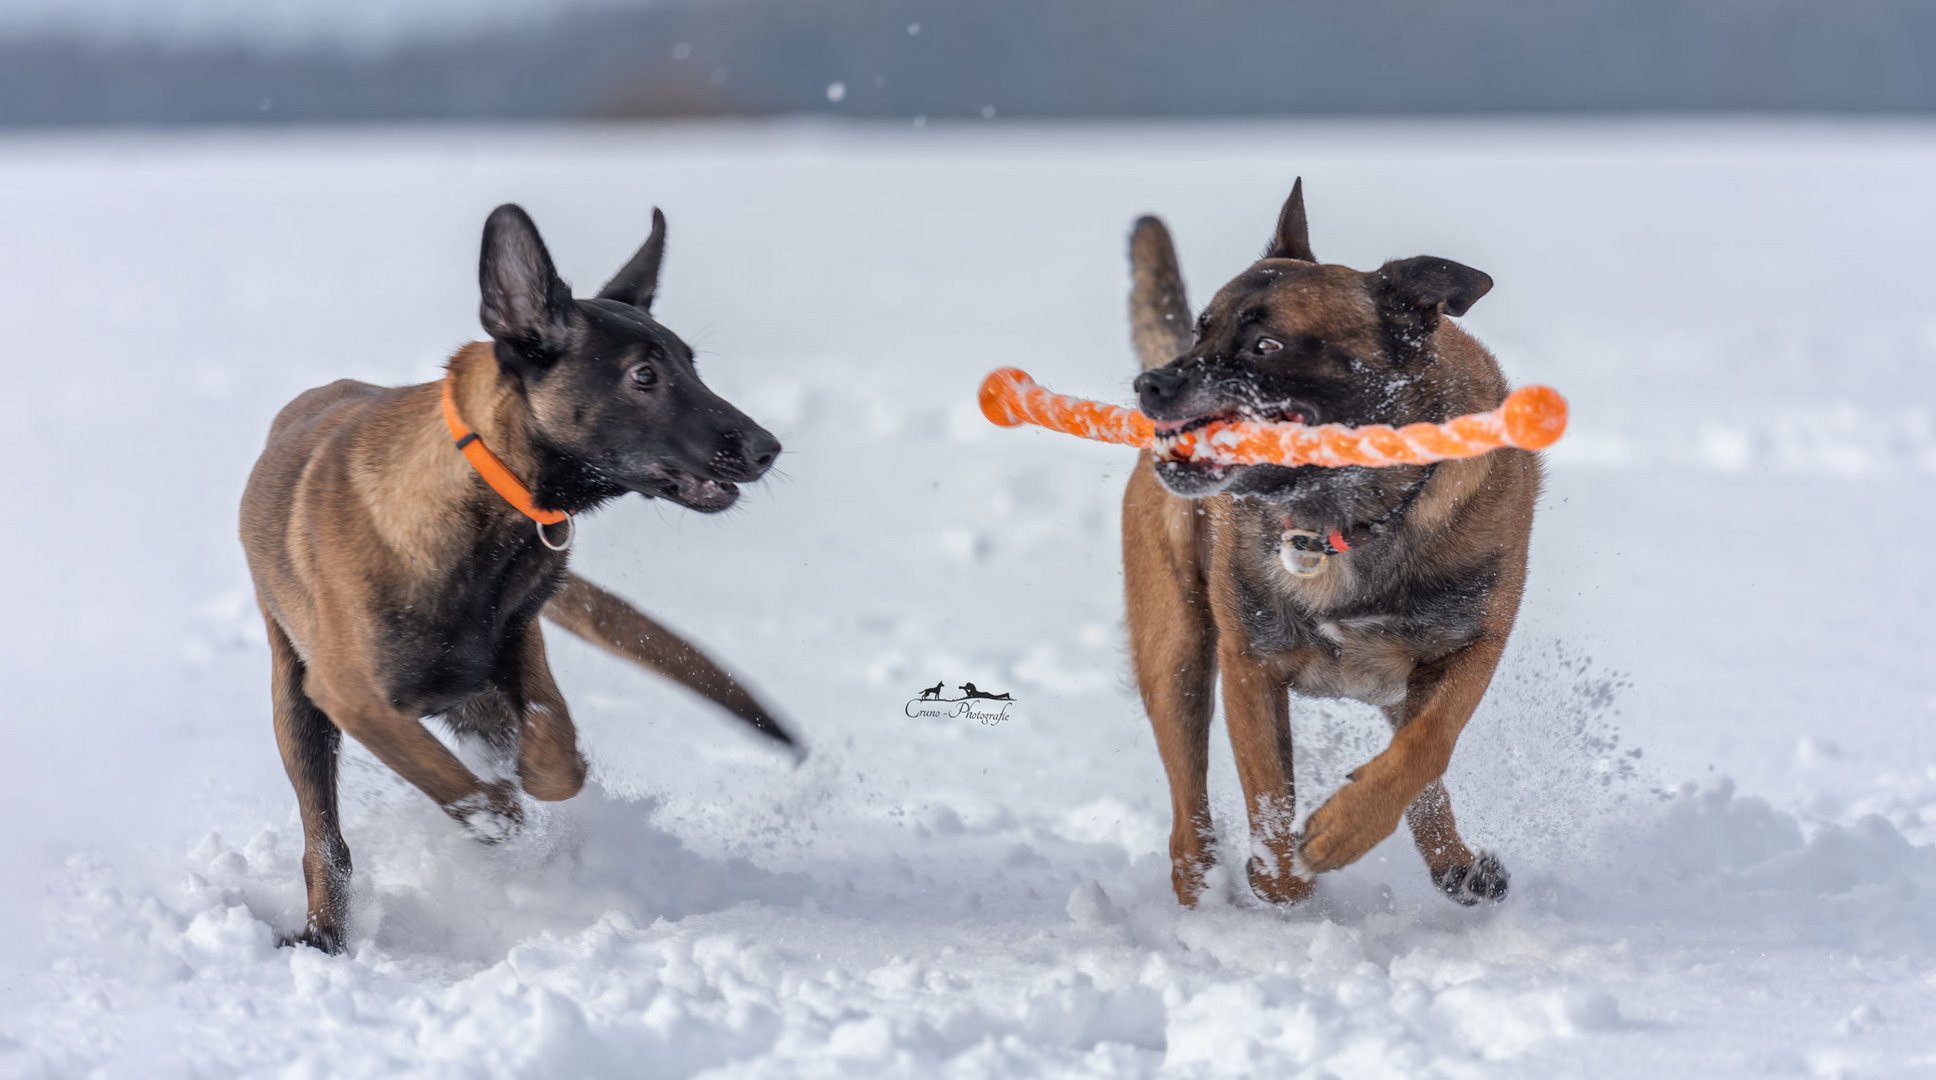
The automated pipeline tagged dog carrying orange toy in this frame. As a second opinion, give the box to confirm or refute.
[978,367,1566,466]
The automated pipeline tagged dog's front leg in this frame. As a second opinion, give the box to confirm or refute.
[1124,463,1220,905]
[1219,643,1312,904]
[1402,776,1509,905]
[306,680,524,844]
[1300,633,1508,875]
[513,625,588,802]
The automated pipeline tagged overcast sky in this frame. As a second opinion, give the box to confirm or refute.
[0,0,641,50]
[5,1,1930,124]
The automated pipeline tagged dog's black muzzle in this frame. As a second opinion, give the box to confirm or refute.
[708,426,782,484]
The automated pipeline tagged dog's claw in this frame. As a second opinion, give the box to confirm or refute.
[1435,852,1510,906]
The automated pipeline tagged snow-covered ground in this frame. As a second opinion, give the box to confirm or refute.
[3,120,1934,1076]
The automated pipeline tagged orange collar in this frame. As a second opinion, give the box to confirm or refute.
[440,374,572,542]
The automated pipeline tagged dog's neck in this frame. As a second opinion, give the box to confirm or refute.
[1237,452,1499,603]
[352,344,558,569]
[449,343,630,517]
[1263,454,1491,542]
[445,342,547,492]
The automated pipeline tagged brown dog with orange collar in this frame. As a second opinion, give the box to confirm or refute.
[239,204,796,954]
[1122,181,1539,908]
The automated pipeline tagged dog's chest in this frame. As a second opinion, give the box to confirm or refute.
[380,539,565,713]
[1231,551,1493,708]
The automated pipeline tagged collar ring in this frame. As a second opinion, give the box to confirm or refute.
[537,514,575,552]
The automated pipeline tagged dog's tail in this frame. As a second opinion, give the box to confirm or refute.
[542,572,801,756]
[1129,215,1193,372]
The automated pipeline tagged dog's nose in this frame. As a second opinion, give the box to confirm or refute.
[723,428,782,476]
[1134,366,1190,412]
[744,429,781,470]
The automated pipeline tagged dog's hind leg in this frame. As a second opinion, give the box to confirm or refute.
[543,573,797,752]
[1124,461,1221,906]
[263,609,352,954]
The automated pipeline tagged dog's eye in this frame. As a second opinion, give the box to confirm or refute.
[629,364,658,391]
[1254,337,1284,355]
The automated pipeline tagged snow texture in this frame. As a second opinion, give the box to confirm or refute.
[3,121,1935,1076]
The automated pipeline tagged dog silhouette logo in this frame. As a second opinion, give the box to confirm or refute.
[904,678,1017,725]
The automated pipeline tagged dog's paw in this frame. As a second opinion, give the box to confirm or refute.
[518,750,588,803]
[1299,781,1408,874]
[448,784,525,844]
[1435,851,1510,906]
[1246,855,1316,906]
[278,923,346,955]
[1171,855,1213,908]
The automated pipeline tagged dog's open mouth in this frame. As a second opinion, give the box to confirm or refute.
[1149,403,1311,466]
[1145,401,1319,498]
[637,466,739,513]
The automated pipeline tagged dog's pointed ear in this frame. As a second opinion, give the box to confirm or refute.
[479,204,575,366]
[1374,257,1491,356]
[1376,256,1492,318]
[1264,177,1316,262]
[597,207,667,312]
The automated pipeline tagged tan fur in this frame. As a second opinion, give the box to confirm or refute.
[241,342,778,948]
[1121,216,1540,905]
[247,344,589,794]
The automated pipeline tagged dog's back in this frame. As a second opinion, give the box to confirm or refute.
[240,378,432,653]
[242,379,378,545]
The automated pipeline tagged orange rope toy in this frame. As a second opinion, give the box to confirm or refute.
[977,367,1566,467]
